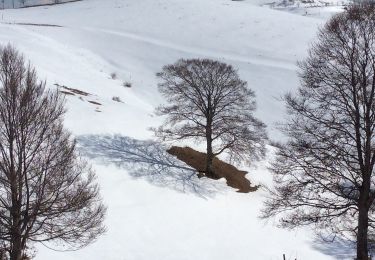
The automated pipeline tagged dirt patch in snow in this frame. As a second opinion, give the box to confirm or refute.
[167,146,258,193]
[59,90,75,96]
[55,83,104,111]
[55,84,91,96]
[88,100,102,106]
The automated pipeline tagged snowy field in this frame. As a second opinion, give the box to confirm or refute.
[0,0,354,259]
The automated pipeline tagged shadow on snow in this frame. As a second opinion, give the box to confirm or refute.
[77,134,226,198]
[311,236,358,260]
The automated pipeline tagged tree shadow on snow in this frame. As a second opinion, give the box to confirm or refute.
[77,135,225,199]
[313,236,375,259]
[311,236,357,259]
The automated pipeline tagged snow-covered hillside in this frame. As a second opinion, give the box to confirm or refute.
[0,0,351,259]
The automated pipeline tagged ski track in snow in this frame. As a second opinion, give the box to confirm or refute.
[81,26,298,71]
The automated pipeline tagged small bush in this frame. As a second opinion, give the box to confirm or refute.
[123,81,132,88]
[110,72,117,80]
[112,96,123,103]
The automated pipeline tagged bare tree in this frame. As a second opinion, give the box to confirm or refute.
[153,59,267,179]
[0,45,106,260]
[262,4,375,260]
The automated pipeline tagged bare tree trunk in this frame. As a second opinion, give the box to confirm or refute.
[206,133,215,179]
[10,200,22,260]
[10,176,22,260]
[10,235,22,260]
[357,94,371,260]
[205,114,217,179]
[205,95,217,179]
[206,109,216,178]
[357,185,370,260]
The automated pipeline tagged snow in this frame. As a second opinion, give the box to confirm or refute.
[0,0,351,259]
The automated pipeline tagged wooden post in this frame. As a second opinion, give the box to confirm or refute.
[283,254,286,260]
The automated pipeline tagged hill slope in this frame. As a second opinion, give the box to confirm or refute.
[0,0,349,259]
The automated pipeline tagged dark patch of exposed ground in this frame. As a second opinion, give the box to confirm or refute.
[55,84,91,96]
[88,100,102,106]
[167,146,259,193]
